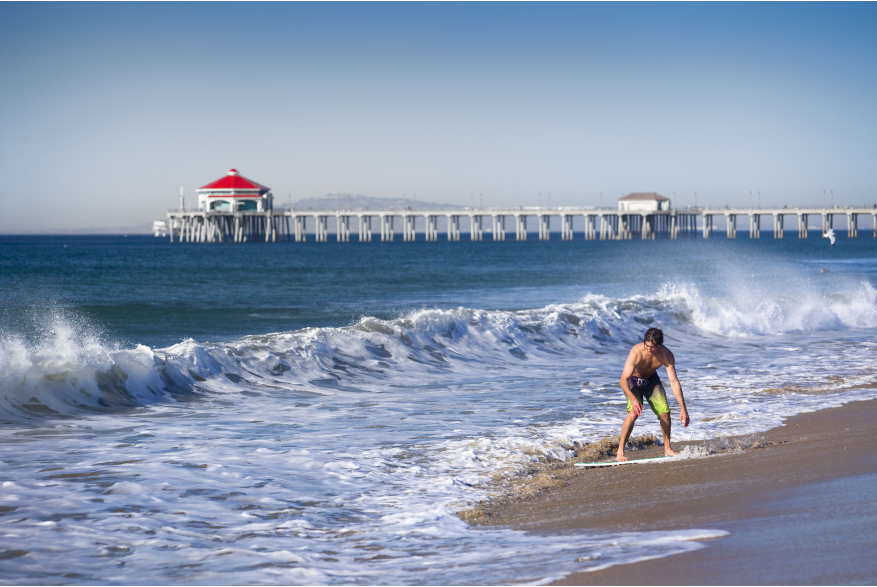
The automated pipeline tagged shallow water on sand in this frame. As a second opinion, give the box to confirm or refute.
[1,234,876,584]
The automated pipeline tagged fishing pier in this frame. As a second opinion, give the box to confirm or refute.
[160,170,876,243]
[165,205,877,243]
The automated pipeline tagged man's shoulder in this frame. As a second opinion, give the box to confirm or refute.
[659,345,675,363]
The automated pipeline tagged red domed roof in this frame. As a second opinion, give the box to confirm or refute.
[199,169,270,192]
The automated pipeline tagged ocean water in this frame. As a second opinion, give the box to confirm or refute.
[1,232,876,585]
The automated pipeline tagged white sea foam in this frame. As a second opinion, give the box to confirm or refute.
[1,281,876,583]
[656,280,877,336]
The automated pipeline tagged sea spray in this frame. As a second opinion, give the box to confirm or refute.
[2,238,877,583]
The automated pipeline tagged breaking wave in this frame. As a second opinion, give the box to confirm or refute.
[2,279,876,421]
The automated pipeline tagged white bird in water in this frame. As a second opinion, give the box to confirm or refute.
[823,228,836,246]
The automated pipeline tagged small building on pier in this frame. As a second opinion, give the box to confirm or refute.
[197,169,273,212]
[618,192,670,212]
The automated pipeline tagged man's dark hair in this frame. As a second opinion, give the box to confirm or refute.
[643,327,664,345]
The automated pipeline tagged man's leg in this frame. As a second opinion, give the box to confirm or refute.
[646,383,677,457]
[616,410,639,461]
[658,413,678,457]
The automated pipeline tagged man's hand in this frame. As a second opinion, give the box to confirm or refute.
[680,407,690,427]
[631,400,643,418]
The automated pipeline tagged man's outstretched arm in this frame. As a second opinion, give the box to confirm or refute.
[664,360,690,427]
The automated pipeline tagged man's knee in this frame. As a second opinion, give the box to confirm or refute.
[658,412,671,423]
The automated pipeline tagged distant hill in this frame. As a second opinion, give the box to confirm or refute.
[281,193,464,212]
[34,223,155,235]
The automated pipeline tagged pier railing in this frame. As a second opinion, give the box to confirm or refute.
[164,206,877,243]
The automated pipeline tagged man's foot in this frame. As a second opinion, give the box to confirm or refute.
[664,448,679,457]
[616,452,628,462]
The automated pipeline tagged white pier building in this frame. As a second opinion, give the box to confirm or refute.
[164,179,877,243]
[618,192,671,212]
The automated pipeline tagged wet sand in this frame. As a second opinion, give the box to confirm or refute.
[469,398,877,585]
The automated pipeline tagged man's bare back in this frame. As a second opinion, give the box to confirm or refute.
[617,328,690,461]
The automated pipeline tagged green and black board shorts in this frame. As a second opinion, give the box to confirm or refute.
[626,373,670,417]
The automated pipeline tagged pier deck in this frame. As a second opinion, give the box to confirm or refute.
[165,206,877,243]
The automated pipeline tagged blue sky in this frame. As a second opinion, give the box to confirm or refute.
[1,2,875,231]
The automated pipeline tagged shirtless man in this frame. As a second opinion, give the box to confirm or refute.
[617,327,690,461]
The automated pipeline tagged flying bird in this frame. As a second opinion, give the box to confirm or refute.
[823,228,836,246]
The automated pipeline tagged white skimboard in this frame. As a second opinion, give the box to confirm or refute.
[575,456,675,468]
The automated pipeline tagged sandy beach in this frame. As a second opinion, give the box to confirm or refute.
[467,397,877,585]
